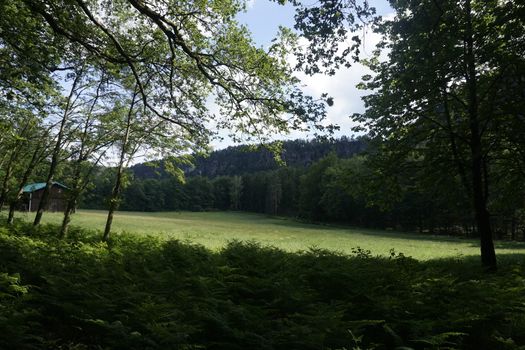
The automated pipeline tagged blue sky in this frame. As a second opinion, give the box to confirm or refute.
[214,0,394,147]
[238,0,393,46]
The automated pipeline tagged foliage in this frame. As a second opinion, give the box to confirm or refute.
[1,223,525,349]
[3,0,332,149]
[290,0,525,266]
[129,137,367,179]
[82,137,368,217]
[1,0,349,238]
[79,138,525,239]
[286,0,377,75]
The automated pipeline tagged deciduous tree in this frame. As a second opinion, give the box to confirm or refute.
[353,0,525,269]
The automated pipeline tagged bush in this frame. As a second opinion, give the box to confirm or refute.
[0,223,524,349]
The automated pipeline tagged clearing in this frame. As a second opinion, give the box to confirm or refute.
[23,209,525,260]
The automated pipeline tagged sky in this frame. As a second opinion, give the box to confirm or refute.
[209,0,393,149]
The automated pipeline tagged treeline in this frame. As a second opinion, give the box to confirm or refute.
[83,148,525,240]
[82,137,366,213]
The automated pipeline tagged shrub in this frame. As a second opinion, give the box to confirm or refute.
[0,223,524,349]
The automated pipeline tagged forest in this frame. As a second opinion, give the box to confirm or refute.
[82,135,525,240]
[0,0,522,266]
[1,0,525,348]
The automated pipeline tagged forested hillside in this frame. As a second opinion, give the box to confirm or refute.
[81,137,368,213]
[129,137,367,179]
[81,136,525,241]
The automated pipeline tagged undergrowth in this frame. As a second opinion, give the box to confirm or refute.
[1,220,525,349]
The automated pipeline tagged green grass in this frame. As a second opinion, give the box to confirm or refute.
[21,209,525,260]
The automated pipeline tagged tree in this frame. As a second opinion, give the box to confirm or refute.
[0,101,53,219]
[0,114,33,210]
[287,0,377,75]
[298,154,337,221]
[212,177,233,211]
[78,166,114,209]
[2,0,348,238]
[352,0,525,269]
[240,172,268,213]
[265,172,282,215]
[59,68,116,238]
[288,0,525,268]
[6,123,52,225]
[275,168,301,216]
[7,0,331,148]
[229,176,243,210]
[32,65,83,226]
[102,87,139,241]
[184,177,214,212]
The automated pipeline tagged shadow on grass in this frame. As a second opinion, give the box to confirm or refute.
[458,240,525,251]
[271,216,525,250]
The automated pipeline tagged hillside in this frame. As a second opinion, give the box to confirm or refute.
[130,137,367,179]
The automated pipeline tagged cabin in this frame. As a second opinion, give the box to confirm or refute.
[22,182,68,212]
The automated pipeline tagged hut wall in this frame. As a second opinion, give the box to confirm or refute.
[26,186,67,212]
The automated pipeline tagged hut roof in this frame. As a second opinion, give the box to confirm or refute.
[23,182,68,193]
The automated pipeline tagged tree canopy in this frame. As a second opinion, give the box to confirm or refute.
[1,0,332,149]
[288,0,525,269]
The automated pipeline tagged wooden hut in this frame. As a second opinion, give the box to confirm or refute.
[22,182,68,212]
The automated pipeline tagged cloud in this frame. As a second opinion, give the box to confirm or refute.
[209,14,395,149]
[292,25,388,138]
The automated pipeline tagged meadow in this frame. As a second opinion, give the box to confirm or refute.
[27,209,525,260]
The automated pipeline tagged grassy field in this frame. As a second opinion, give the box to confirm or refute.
[20,209,525,260]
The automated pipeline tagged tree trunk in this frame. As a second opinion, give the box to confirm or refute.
[465,0,496,270]
[60,147,83,238]
[103,92,136,241]
[442,88,470,195]
[0,121,32,211]
[511,216,516,241]
[33,70,81,226]
[60,199,76,239]
[102,139,127,241]
[60,166,82,238]
[7,202,16,225]
[0,160,14,211]
[7,146,44,225]
[103,194,119,241]
[60,76,105,238]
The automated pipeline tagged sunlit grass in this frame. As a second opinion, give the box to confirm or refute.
[20,209,525,260]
